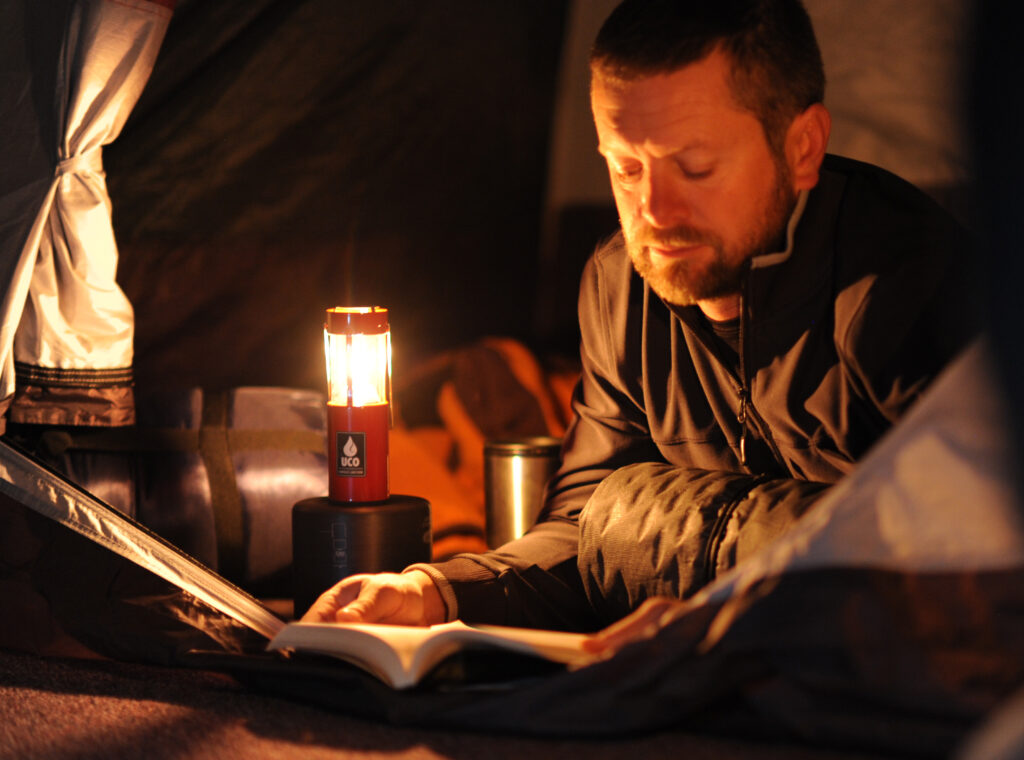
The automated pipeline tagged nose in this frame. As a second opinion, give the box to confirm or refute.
[641,162,689,229]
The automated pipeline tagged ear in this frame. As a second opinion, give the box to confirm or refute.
[785,103,831,191]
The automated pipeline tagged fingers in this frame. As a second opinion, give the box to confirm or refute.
[300,574,372,623]
[299,572,439,626]
[583,596,688,655]
[334,578,417,624]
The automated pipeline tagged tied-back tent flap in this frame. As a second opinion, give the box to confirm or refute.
[0,0,174,428]
[2,1,1024,757]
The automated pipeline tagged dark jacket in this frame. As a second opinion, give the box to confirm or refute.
[427,155,979,630]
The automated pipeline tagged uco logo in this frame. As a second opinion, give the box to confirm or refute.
[336,432,366,477]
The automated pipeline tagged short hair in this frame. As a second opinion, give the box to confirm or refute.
[590,0,825,157]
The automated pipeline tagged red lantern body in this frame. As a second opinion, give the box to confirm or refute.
[327,402,389,502]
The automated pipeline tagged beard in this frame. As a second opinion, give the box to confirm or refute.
[625,165,797,307]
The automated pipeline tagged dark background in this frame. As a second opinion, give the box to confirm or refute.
[106,0,586,396]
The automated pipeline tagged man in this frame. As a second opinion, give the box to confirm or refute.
[304,0,977,632]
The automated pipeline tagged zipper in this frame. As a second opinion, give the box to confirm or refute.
[738,273,750,467]
[737,267,786,471]
[738,391,748,466]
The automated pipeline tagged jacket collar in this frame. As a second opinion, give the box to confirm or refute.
[749,189,809,271]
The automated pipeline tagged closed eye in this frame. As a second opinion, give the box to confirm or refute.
[611,161,643,184]
[681,165,713,180]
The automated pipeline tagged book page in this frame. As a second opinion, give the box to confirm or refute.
[269,621,466,688]
[469,624,593,663]
[267,620,596,689]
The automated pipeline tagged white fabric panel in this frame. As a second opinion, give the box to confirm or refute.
[1,0,171,401]
[958,685,1024,760]
[20,149,131,366]
[0,183,57,397]
[805,0,972,189]
[543,0,621,211]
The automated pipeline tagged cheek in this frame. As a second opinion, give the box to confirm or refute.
[706,172,769,233]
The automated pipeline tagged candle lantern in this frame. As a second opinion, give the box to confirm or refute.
[291,306,431,618]
[324,306,391,502]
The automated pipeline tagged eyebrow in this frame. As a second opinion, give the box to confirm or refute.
[597,139,716,159]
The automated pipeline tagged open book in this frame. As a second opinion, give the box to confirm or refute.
[268,620,597,689]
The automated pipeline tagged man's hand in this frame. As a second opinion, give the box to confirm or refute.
[583,596,689,655]
[300,570,446,626]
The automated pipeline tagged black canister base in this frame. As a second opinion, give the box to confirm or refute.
[291,494,431,618]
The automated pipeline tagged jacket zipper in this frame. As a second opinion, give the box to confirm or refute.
[738,273,751,466]
[737,268,786,470]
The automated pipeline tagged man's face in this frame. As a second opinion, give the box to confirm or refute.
[591,49,798,309]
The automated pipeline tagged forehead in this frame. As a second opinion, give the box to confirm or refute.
[591,49,755,152]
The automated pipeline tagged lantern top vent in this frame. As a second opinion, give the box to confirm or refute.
[325,306,388,335]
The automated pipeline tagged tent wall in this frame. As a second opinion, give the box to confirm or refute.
[105,0,569,396]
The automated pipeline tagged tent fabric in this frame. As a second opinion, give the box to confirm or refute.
[0,486,270,664]
[0,427,280,664]
[958,686,1024,760]
[101,1,568,396]
[0,437,282,643]
[0,0,173,430]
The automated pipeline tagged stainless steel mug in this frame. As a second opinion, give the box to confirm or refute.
[484,436,562,548]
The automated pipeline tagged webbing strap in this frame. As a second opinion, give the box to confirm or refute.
[199,391,245,582]
[225,429,325,453]
[37,427,325,454]
[39,427,200,454]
